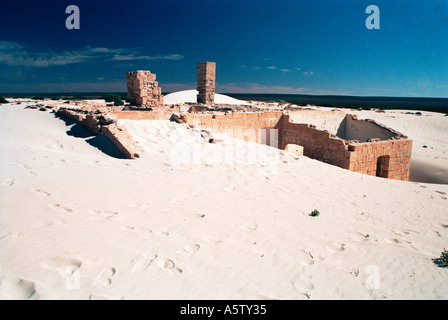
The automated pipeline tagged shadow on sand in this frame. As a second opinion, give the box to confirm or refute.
[409,158,448,185]
[54,114,127,159]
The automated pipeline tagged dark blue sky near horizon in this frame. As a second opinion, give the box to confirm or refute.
[0,0,447,97]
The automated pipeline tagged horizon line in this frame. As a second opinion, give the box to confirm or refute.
[1,91,448,100]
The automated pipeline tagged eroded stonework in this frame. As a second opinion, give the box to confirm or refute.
[174,110,412,181]
[197,62,216,105]
[126,70,163,107]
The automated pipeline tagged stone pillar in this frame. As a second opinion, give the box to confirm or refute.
[126,70,164,107]
[197,62,216,105]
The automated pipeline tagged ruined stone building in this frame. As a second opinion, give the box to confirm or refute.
[120,65,412,180]
[175,110,412,180]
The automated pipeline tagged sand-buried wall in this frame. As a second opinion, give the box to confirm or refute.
[174,110,412,181]
[56,108,142,159]
[111,110,172,121]
[177,111,283,147]
[279,114,350,169]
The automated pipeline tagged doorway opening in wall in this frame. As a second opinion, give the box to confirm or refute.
[376,155,390,178]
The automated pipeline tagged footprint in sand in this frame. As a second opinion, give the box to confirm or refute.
[435,191,447,200]
[49,203,73,213]
[157,258,182,274]
[292,274,314,298]
[20,163,32,170]
[393,229,420,236]
[90,210,119,219]
[123,225,153,234]
[31,189,51,196]
[223,185,236,192]
[155,229,170,237]
[350,232,371,242]
[384,237,408,245]
[0,232,11,241]
[130,252,158,274]
[176,244,200,257]
[325,241,346,254]
[0,277,37,300]
[385,229,419,246]
[358,212,372,222]
[296,250,315,266]
[40,256,82,277]
[94,267,116,286]
[2,179,15,186]
[20,163,37,177]
[240,222,258,231]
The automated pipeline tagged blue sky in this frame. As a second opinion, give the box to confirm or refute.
[0,0,447,97]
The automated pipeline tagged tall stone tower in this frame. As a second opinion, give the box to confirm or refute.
[197,62,216,105]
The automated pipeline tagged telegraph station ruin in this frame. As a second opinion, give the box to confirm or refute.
[177,110,412,181]
[51,62,412,181]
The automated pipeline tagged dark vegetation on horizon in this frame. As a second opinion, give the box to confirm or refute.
[0,93,131,103]
[1,92,447,113]
[225,93,448,114]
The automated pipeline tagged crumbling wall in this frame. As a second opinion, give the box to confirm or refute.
[347,140,412,180]
[178,111,412,181]
[345,115,401,142]
[286,109,347,137]
[279,115,350,169]
[280,114,412,180]
[56,107,142,159]
[179,111,283,145]
[111,110,172,121]
[126,70,164,107]
[104,106,412,180]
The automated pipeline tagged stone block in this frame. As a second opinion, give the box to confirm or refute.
[285,144,304,156]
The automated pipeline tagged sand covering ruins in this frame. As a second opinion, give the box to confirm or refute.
[34,63,413,181]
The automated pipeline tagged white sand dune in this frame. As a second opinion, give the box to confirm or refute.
[0,102,447,300]
[163,89,250,105]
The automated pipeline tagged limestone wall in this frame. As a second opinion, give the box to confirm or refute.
[286,109,347,137]
[56,107,142,159]
[345,115,401,142]
[179,111,283,145]
[177,111,412,181]
[279,115,350,169]
[347,140,413,180]
[111,110,172,121]
[126,70,164,107]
